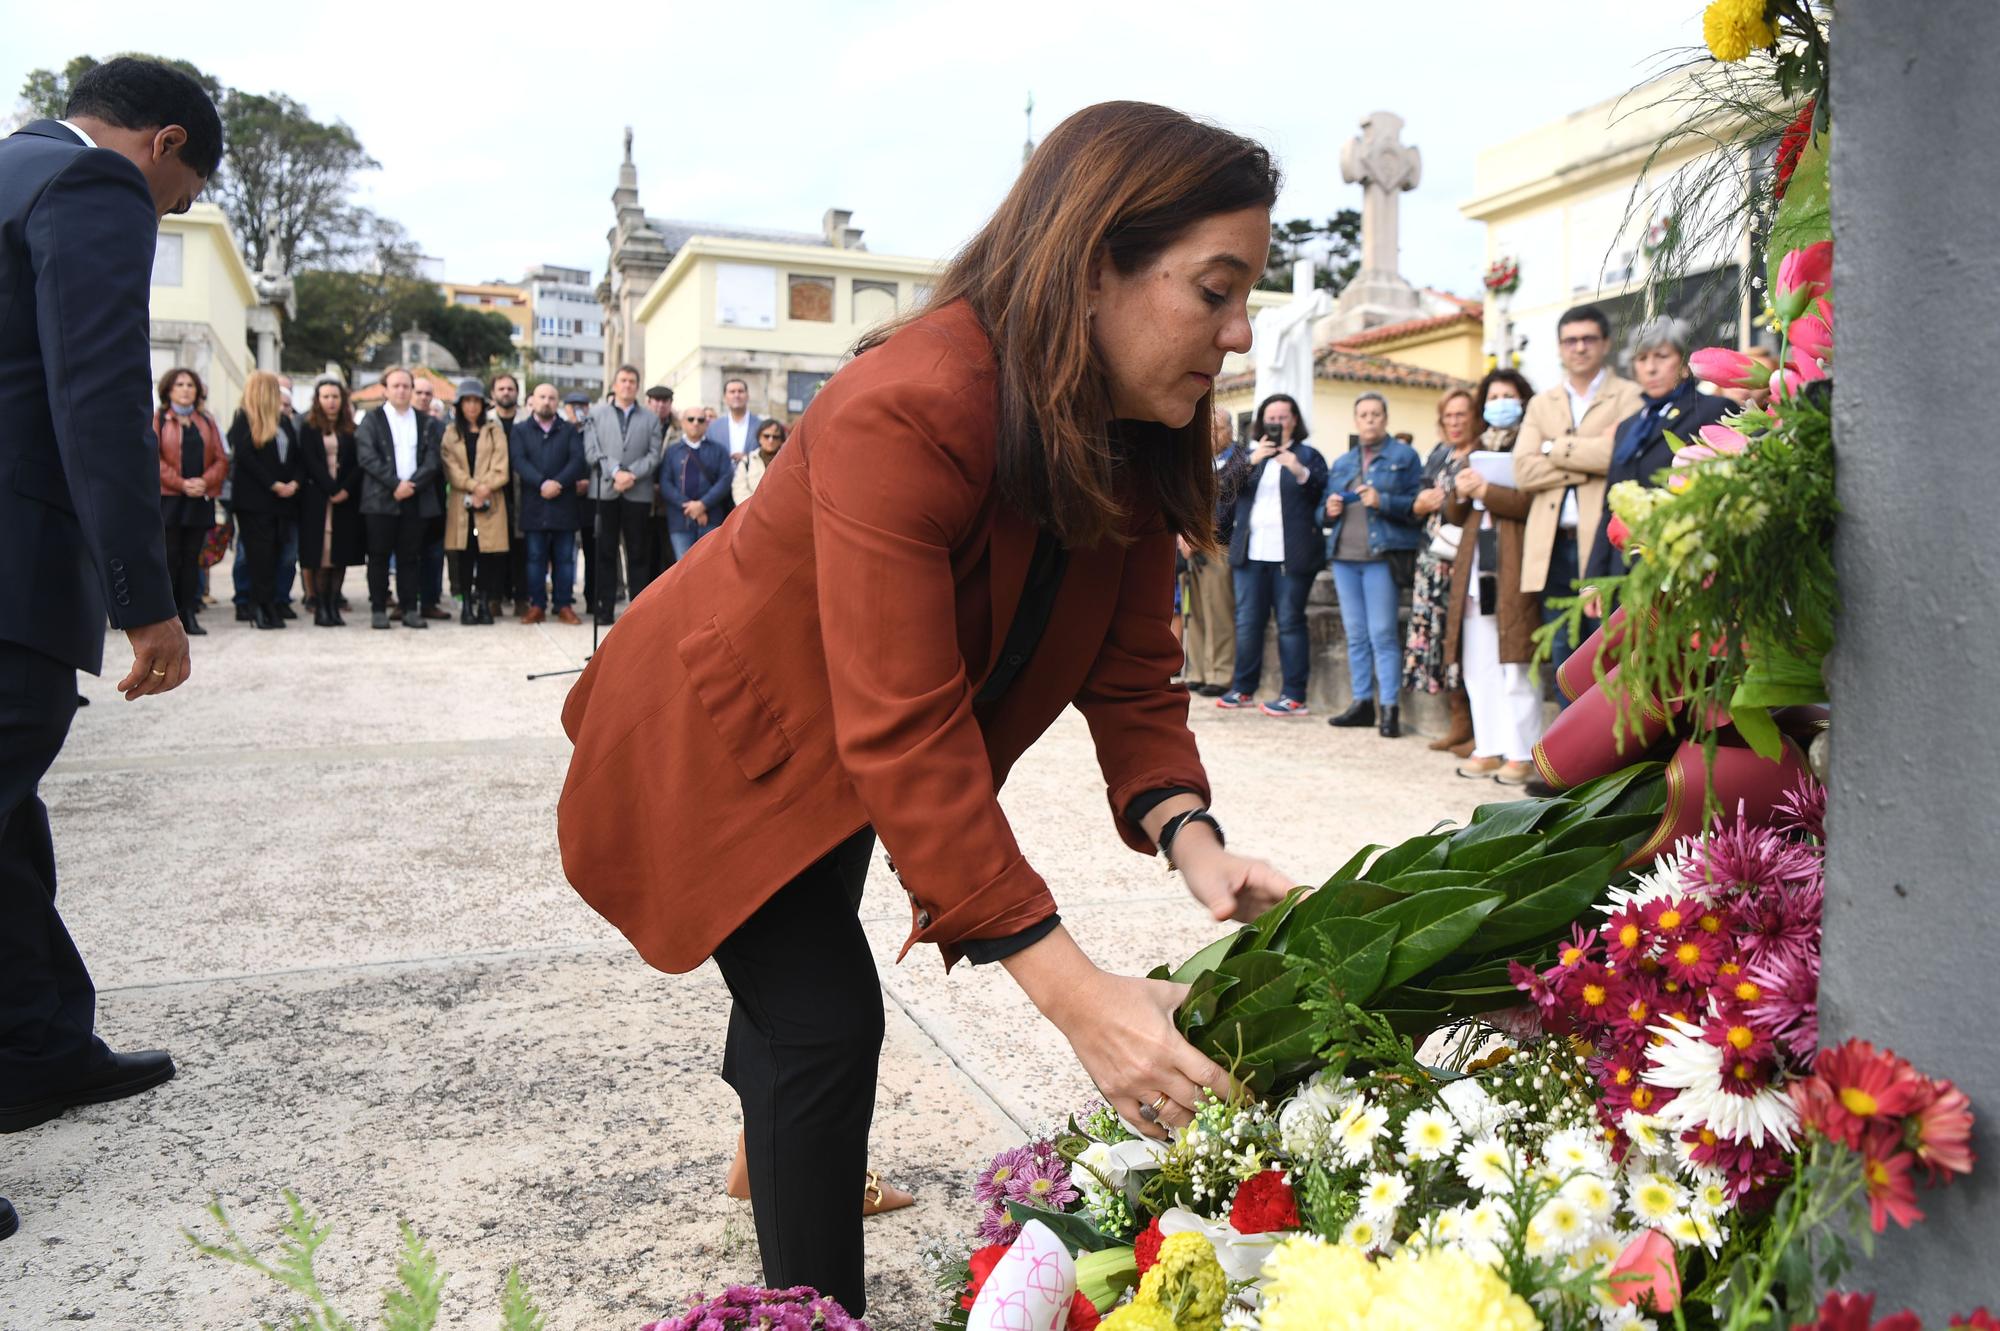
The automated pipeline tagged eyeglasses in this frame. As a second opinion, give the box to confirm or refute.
[1559,335,1605,349]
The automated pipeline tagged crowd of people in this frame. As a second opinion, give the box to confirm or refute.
[1179,301,1757,788]
[154,364,791,633]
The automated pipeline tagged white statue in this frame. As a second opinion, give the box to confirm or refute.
[1341,111,1422,280]
[1253,260,1332,432]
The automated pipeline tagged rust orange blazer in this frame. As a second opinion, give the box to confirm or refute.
[557,299,1211,973]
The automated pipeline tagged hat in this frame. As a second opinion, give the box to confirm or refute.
[563,391,591,405]
[645,385,675,402]
[456,378,486,401]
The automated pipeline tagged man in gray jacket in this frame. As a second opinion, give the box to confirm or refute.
[584,364,662,625]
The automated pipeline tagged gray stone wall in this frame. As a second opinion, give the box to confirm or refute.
[1819,2,2000,1317]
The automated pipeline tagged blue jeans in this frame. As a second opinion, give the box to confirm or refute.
[1331,558,1403,708]
[234,514,297,608]
[670,527,708,561]
[1230,561,1312,702]
[524,530,577,609]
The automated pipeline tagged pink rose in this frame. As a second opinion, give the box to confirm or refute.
[1690,347,1772,391]
[1790,311,1833,364]
[1674,422,1751,467]
[1607,1229,1680,1312]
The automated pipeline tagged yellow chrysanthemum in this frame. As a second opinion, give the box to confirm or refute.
[1099,1298,1180,1331]
[1260,1240,1375,1331]
[1370,1247,1543,1331]
[1703,0,1777,62]
[1135,1232,1227,1331]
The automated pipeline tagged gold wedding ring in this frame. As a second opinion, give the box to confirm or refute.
[150,668,167,676]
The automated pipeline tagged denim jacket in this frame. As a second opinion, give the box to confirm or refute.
[1322,438,1425,556]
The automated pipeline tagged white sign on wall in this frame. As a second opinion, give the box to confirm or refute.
[715,263,776,330]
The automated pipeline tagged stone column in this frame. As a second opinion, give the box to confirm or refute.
[1820,3,2000,1319]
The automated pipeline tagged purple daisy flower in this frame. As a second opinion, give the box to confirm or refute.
[1004,1154,1079,1211]
[976,1200,1022,1247]
[1684,817,1820,898]
[1747,947,1820,1066]
[1734,878,1822,972]
[974,1145,1034,1205]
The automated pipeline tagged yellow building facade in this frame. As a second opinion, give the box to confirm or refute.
[634,235,941,418]
[442,279,533,352]
[1460,72,1759,389]
[149,203,256,423]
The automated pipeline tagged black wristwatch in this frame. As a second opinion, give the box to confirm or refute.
[1157,809,1225,868]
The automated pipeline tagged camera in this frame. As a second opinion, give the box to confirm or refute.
[1260,421,1287,447]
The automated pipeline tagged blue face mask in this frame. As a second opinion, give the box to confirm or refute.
[1483,398,1524,429]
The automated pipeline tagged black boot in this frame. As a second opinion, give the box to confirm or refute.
[459,596,477,625]
[473,595,494,625]
[313,592,336,626]
[181,611,207,637]
[1327,699,1376,728]
[253,603,283,630]
[1377,705,1401,739]
[328,592,346,626]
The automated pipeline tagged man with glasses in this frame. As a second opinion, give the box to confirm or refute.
[1510,304,1640,675]
[661,406,733,561]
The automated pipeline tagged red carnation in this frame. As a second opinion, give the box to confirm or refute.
[1950,1312,2000,1331]
[1775,99,1817,203]
[1229,1169,1302,1234]
[1607,514,1631,552]
[1067,1292,1103,1330]
[960,1242,1011,1310]
[1133,1215,1166,1274]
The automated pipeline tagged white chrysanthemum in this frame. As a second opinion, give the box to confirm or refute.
[1358,1170,1412,1223]
[1334,1099,1390,1165]
[1399,1106,1461,1161]
[1546,1126,1613,1176]
[1426,1206,1465,1246]
[1439,1077,1520,1137]
[1464,1198,1506,1245]
[1575,1230,1628,1277]
[1598,1302,1657,1331]
[1341,1214,1384,1251]
[1562,1171,1618,1221]
[1687,1171,1733,1219]
[1628,1172,1684,1224]
[1645,1017,1799,1149]
[1530,1196,1593,1256]
[1600,847,1698,915]
[1665,1210,1705,1249]
[1457,1135,1515,1193]
[1621,1112,1672,1158]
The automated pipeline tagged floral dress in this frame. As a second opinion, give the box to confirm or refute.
[1401,441,1473,696]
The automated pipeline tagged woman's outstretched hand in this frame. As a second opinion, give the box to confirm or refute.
[1173,832,1294,923]
[1003,925,1233,1137]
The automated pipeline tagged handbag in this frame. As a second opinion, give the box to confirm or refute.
[199,518,233,569]
[1427,521,1463,561]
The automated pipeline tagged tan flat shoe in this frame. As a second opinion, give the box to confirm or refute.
[1455,756,1504,779]
[1494,760,1535,787]
[862,1170,916,1216]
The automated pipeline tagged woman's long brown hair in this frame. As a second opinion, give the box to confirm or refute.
[305,378,352,436]
[858,101,1279,549]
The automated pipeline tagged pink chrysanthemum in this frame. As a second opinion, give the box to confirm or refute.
[975,1201,1022,1247]
[1774,776,1827,843]
[975,1145,1034,1205]
[1734,879,1823,971]
[1004,1155,1079,1211]
[1685,816,1822,897]
[1747,948,1820,1065]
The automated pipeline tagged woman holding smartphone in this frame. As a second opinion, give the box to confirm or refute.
[557,101,1295,1313]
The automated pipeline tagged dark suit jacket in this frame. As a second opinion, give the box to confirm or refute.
[1216,444,1330,576]
[1584,380,1734,580]
[511,417,588,531]
[355,405,442,517]
[0,120,175,673]
[559,300,1209,973]
[226,413,300,515]
[297,425,365,567]
[658,437,734,534]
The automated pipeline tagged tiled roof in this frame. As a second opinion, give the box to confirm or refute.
[647,217,829,251]
[1333,303,1484,352]
[1216,345,1472,395]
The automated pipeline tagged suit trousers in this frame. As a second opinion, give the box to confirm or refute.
[0,642,101,1096]
[594,499,651,616]
[1181,553,1236,687]
[709,827,882,1314]
[236,510,282,606]
[366,508,426,612]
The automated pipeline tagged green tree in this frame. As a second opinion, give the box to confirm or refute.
[18,53,222,121]
[421,304,520,374]
[285,222,434,379]
[1259,213,1362,294]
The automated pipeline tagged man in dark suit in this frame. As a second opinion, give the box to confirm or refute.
[0,60,222,1180]
[512,383,589,624]
[711,375,764,463]
[355,367,445,629]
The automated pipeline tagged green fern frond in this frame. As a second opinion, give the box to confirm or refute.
[499,1266,548,1331]
[380,1221,447,1331]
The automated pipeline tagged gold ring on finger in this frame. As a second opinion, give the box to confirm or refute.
[150,668,167,676]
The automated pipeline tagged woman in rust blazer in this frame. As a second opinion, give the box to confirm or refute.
[558,101,1291,1312]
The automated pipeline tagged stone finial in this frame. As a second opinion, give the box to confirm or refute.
[623,125,633,164]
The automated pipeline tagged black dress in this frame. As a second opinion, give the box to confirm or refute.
[298,426,366,568]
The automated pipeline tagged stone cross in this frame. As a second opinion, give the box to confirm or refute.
[1340,111,1422,279]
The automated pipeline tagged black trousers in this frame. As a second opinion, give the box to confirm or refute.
[594,499,652,616]
[236,510,282,606]
[162,523,206,618]
[365,508,426,612]
[710,828,881,1313]
[0,642,100,1099]
[452,527,507,604]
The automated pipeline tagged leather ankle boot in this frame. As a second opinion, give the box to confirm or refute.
[1377,705,1401,738]
[1428,689,1473,751]
[253,603,282,630]
[1327,699,1376,728]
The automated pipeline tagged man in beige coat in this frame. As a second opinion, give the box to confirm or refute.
[1509,304,1641,673]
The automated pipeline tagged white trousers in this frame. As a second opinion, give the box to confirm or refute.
[1461,610,1544,762]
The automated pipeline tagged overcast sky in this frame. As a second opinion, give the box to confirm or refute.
[6,0,1701,294]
